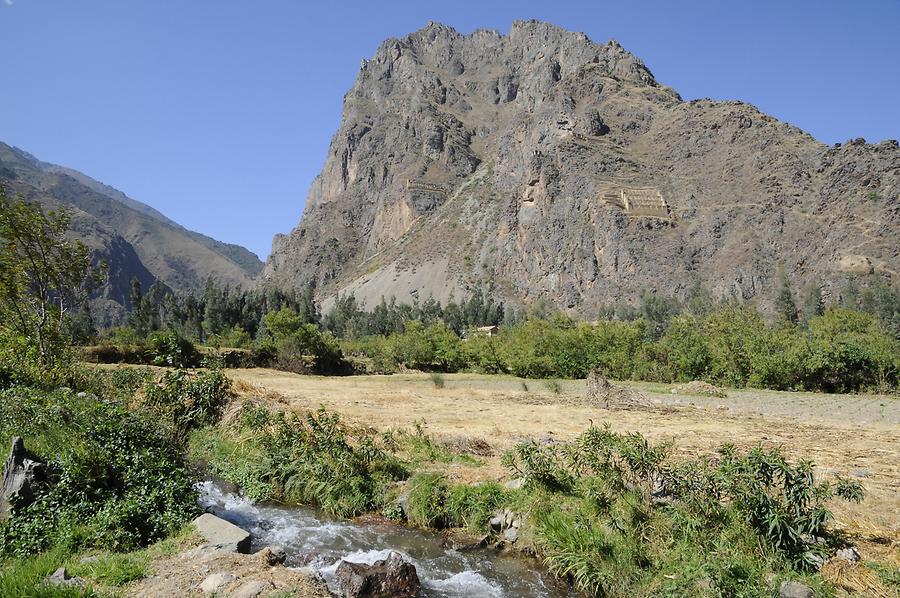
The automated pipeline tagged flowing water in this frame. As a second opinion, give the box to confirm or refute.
[197,482,568,597]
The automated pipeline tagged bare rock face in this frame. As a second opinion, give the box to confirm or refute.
[263,20,899,314]
[334,552,421,598]
[0,437,46,520]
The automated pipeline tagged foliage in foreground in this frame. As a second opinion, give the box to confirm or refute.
[192,405,408,517]
[502,425,864,596]
[0,381,199,558]
[0,192,105,388]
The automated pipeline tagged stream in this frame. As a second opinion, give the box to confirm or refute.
[197,481,568,597]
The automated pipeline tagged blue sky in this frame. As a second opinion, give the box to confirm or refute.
[1,1,898,259]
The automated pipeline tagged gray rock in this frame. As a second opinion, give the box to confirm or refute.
[502,526,519,543]
[488,515,503,531]
[1,437,46,520]
[193,513,252,554]
[335,551,420,598]
[200,571,236,593]
[230,579,272,598]
[835,546,860,563]
[780,580,814,598]
[44,567,85,588]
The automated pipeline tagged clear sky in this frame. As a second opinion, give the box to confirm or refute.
[1,1,898,260]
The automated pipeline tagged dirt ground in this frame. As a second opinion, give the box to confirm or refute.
[227,369,900,543]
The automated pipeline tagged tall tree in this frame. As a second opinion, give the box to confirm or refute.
[0,190,104,369]
[801,284,825,326]
[774,269,799,325]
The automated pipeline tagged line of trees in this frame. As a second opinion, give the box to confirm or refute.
[121,279,508,346]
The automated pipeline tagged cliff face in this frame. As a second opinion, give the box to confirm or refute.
[263,20,899,314]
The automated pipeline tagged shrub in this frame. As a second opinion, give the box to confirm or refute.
[198,406,408,517]
[142,368,231,441]
[805,309,899,391]
[388,321,465,372]
[263,308,345,374]
[429,372,445,388]
[145,330,198,368]
[503,423,864,594]
[0,386,198,556]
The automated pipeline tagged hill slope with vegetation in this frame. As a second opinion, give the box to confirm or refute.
[0,142,262,325]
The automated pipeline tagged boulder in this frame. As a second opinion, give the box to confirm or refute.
[44,567,85,588]
[335,552,421,598]
[193,513,252,553]
[835,546,861,564]
[779,580,814,598]
[0,437,46,520]
[502,527,519,543]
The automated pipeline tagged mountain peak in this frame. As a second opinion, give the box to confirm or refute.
[264,21,898,314]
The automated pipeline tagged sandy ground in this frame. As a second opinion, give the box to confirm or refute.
[226,369,900,542]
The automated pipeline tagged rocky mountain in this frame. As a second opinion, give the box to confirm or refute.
[263,20,899,315]
[0,142,262,325]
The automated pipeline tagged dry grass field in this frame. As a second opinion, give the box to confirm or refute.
[226,369,900,547]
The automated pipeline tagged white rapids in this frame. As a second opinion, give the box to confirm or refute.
[196,481,565,597]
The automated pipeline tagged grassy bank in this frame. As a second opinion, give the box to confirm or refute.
[188,395,897,597]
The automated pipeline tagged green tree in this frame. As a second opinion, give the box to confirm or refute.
[801,284,825,326]
[774,270,799,325]
[0,190,104,376]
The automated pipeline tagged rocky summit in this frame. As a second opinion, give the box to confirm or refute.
[263,20,899,315]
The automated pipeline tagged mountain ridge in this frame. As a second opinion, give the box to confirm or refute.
[0,141,263,324]
[263,19,899,314]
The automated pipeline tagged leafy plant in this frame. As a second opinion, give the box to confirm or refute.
[145,330,198,367]
[142,368,231,441]
[0,385,198,557]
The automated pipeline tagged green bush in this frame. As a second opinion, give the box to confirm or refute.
[0,386,198,557]
[196,406,408,517]
[264,308,346,373]
[145,330,199,368]
[805,309,899,391]
[502,423,863,595]
[388,321,465,372]
[142,368,231,442]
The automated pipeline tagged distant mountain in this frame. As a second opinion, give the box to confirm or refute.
[0,142,262,325]
[263,20,899,314]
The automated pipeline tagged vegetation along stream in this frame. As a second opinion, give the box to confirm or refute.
[198,481,567,597]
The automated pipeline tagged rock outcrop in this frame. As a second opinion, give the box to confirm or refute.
[334,552,421,598]
[263,20,899,316]
[0,437,46,520]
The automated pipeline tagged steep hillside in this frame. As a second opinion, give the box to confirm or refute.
[263,20,899,315]
[0,142,262,324]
